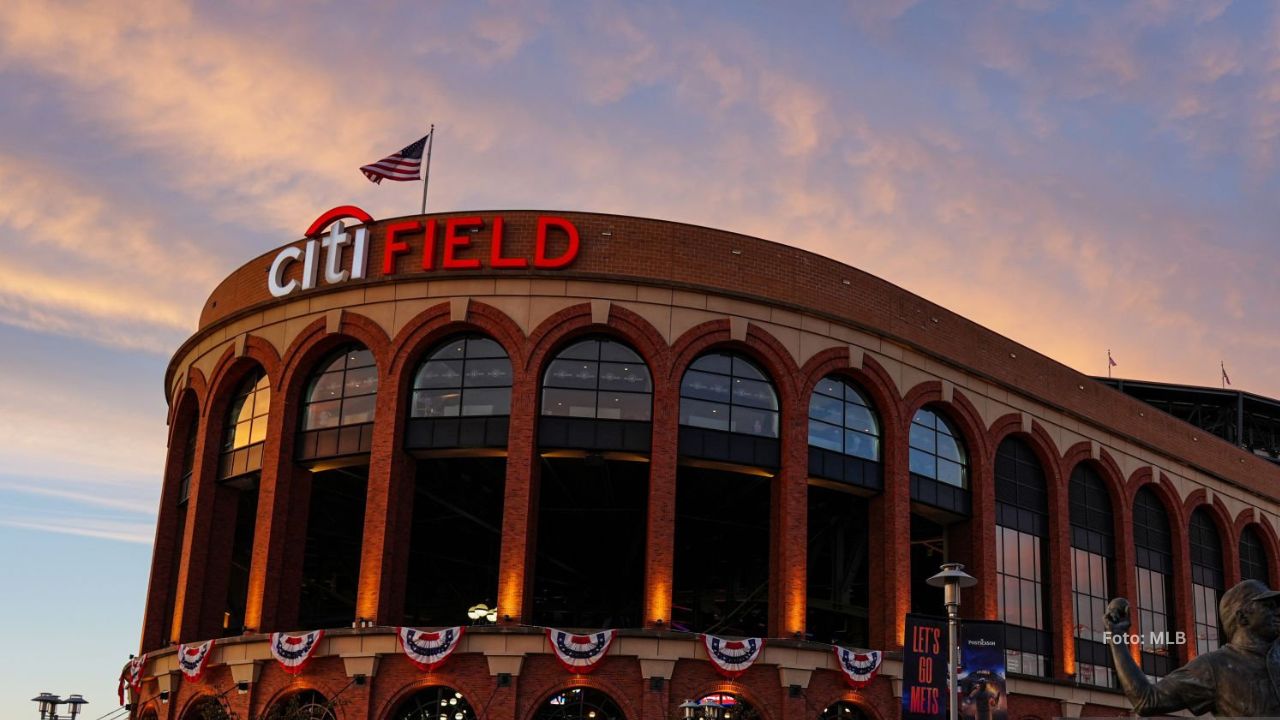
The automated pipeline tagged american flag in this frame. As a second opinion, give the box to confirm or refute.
[360,133,430,184]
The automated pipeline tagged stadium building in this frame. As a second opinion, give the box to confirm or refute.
[129,209,1280,720]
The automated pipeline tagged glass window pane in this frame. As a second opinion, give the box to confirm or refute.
[598,362,651,392]
[428,338,467,361]
[600,340,642,363]
[249,417,268,445]
[730,377,777,410]
[557,339,599,360]
[545,358,597,389]
[681,398,730,431]
[909,422,935,453]
[232,420,251,449]
[415,360,463,389]
[343,365,379,396]
[461,387,511,416]
[814,377,843,398]
[543,388,596,417]
[909,448,934,477]
[937,458,965,487]
[845,430,878,460]
[598,391,651,421]
[731,406,778,437]
[340,394,376,424]
[305,399,342,429]
[254,386,271,416]
[463,358,512,387]
[413,388,461,418]
[690,353,731,374]
[681,370,731,402]
[937,435,963,463]
[346,348,375,368]
[731,356,766,381]
[309,371,344,402]
[809,394,843,424]
[465,337,506,358]
[808,420,842,451]
[844,403,876,434]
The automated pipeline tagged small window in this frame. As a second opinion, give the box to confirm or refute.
[808,376,880,461]
[533,688,626,720]
[909,407,967,487]
[411,335,512,418]
[220,369,270,478]
[301,345,378,431]
[388,687,475,720]
[1241,525,1272,585]
[679,352,778,438]
[542,337,651,420]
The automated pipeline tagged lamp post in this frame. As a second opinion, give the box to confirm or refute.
[927,562,977,720]
[31,693,88,720]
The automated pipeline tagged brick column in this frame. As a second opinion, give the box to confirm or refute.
[1172,517,1197,661]
[497,372,540,623]
[1046,466,1074,680]
[868,423,910,649]
[172,408,220,643]
[244,396,309,633]
[964,449,999,620]
[773,394,808,637]
[640,679,670,720]
[354,371,414,625]
[644,381,678,629]
[1113,492,1139,665]
[139,413,196,651]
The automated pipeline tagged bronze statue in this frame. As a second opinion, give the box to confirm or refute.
[1103,578,1280,716]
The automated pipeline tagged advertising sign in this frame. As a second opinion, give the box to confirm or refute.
[902,614,948,720]
[958,621,1008,720]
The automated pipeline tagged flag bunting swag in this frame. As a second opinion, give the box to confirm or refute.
[117,653,147,705]
[398,626,465,671]
[833,647,882,689]
[546,628,616,673]
[270,630,325,675]
[178,639,215,682]
[703,634,765,678]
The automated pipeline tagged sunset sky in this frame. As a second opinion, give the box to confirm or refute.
[3,1,1280,716]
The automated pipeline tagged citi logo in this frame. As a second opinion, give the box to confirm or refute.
[269,206,372,298]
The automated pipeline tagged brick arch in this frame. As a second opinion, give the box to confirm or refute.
[1060,444,1130,522]
[277,313,393,432]
[519,675,643,720]
[798,347,906,445]
[669,319,801,407]
[1125,468,1186,528]
[256,679,349,719]
[202,340,280,459]
[1236,510,1280,587]
[374,672,491,720]
[900,381,990,476]
[525,302,671,383]
[389,300,528,380]
[387,300,530,410]
[986,415,1063,489]
[683,680,777,720]
[806,685,889,720]
[1184,492,1238,587]
[1127,467,1194,659]
[168,366,209,427]
[176,692,229,720]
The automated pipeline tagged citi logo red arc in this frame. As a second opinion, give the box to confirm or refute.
[268,206,581,298]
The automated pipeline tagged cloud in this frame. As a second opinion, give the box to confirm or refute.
[0,517,154,544]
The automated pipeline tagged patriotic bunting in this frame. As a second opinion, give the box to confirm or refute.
[117,653,146,705]
[398,626,465,671]
[546,628,615,674]
[269,630,324,675]
[702,635,765,678]
[833,647,882,689]
[178,639,216,683]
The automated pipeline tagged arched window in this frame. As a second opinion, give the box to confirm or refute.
[1069,463,1115,688]
[264,690,335,720]
[542,337,652,420]
[178,421,197,505]
[808,376,881,492]
[533,688,626,720]
[909,407,967,488]
[695,693,759,720]
[680,352,778,437]
[818,702,870,720]
[181,696,230,720]
[1133,487,1176,679]
[1241,525,1272,585]
[220,369,270,478]
[994,437,1049,676]
[388,686,475,720]
[1189,508,1225,653]
[412,335,512,418]
[298,344,377,459]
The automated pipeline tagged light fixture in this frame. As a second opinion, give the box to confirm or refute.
[927,562,978,720]
[237,682,250,695]
[159,691,170,704]
[31,693,88,720]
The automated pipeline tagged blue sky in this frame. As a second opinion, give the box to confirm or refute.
[4,1,1280,716]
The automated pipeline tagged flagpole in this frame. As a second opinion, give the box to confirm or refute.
[420,125,435,215]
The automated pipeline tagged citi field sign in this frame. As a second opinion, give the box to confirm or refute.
[268,206,581,297]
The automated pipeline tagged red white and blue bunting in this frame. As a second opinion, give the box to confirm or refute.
[833,647,882,689]
[117,653,147,705]
[546,628,615,674]
[178,639,216,683]
[398,626,465,671]
[270,630,324,675]
[702,635,765,678]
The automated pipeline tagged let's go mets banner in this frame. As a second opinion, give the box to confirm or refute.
[902,614,948,720]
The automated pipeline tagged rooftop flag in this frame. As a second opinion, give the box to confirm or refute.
[1223,361,1231,387]
[360,132,430,184]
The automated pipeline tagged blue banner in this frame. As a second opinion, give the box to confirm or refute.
[958,621,1007,720]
